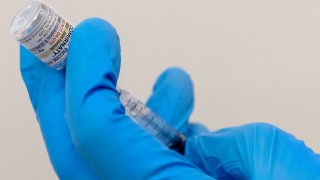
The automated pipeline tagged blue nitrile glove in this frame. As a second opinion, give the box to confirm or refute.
[20,17,320,180]
[20,17,212,179]
[186,123,320,179]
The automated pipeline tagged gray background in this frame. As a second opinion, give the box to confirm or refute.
[1,0,319,179]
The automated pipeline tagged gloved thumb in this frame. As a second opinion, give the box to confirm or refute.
[146,67,209,138]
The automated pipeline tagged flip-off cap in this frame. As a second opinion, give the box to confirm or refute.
[10,1,45,40]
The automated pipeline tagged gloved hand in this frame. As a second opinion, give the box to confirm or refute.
[20,18,212,179]
[20,17,320,180]
[186,123,320,180]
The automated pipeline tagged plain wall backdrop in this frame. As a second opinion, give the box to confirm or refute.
[1,0,319,179]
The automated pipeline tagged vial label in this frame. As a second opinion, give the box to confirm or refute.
[17,2,73,69]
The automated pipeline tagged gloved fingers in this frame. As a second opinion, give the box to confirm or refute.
[146,68,210,138]
[20,46,65,110]
[185,123,320,179]
[187,125,253,179]
[146,67,194,132]
[185,122,210,137]
[20,47,96,178]
[185,124,254,179]
[20,45,49,76]
[34,88,96,179]
[66,18,213,179]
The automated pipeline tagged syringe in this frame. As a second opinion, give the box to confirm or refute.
[10,0,186,153]
[118,88,186,153]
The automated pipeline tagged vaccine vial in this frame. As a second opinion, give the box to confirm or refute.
[10,0,73,70]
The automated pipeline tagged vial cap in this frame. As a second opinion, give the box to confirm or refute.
[10,0,45,40]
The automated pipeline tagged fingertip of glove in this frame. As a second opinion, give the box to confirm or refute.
[20,45,41,70]
[154,67,193,92]
[71,18,119,49]
[73,18,118,37]
[147,67,194,132]
[68,17,121,78]
[20,45,52,81]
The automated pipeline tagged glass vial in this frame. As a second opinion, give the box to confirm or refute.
[10,0,73,70]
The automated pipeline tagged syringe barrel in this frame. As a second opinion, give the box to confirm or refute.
[119,88,186,153]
